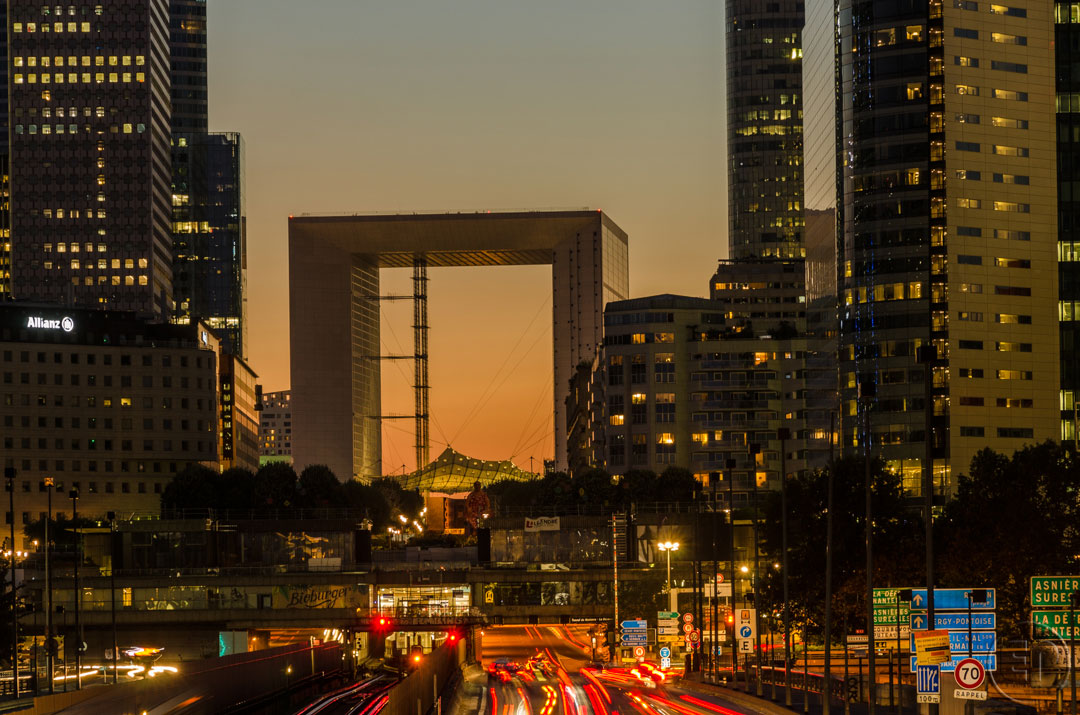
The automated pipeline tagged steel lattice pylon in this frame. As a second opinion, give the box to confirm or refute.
[412,257,430,470]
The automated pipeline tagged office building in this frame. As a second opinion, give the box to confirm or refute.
[726,0,805,260]
[289,210,628,480]
[219,352,259,472]
[0,304,220,544]
[259,390,293,464]
[601,291,808,489]
[6,0,174,316]
[837,0,1058,492]
[168,0,207,133]
[171,132,247,356]
[1056,6,1080,443]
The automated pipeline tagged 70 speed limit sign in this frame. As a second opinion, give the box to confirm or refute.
[954,658,985,689]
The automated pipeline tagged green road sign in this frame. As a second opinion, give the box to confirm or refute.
[1030,577,1080,608]
[874,588,913,625]
[1032,610,1080,639]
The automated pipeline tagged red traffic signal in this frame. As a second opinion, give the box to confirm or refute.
[725,612,734,625]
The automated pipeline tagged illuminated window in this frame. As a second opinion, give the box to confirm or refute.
[631,333,645,344]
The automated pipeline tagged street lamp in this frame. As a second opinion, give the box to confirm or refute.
[68,488,80,690]
[4,467,18,698]
[657,541,680,592]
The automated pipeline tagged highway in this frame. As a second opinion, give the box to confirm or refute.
[479,625,756,715]
[292,675,395,715]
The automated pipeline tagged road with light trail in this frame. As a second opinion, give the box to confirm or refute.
[479,625,758,715]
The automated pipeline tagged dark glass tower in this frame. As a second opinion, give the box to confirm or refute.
[169,0,207,133]
[726,0,805,260]
[7,0,174,316]
[171,132,246,356]
[168,0,247,357]
[1056,4,1080,444]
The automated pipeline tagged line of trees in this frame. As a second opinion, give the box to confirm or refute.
[756,441,1080,642]
[159,462,424,534]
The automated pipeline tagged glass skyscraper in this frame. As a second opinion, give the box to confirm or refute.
[168,0,247,357]
[726,0,806,260]
[171,132,246,356]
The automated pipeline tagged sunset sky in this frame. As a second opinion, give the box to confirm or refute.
[208,1,729,473]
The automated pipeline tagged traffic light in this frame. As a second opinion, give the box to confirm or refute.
[725,611,734,626]
[373,615,393,634]
[446,629,459,645]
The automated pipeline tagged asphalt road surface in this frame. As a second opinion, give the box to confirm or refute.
[479,625,757,715]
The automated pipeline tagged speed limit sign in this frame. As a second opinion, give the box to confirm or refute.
[954,658,985,689]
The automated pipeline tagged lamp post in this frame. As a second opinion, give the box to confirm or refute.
[4,468,18,698]
[658,541,679,592]
[779,427,792,706]
[69,489,80,690]
[42,478,54,694]
[108,512,117,685]
[859,378,876,715]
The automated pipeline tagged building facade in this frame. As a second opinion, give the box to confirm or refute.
[168,0,207,134]
[727,0,806,260]
[0,304,220,539]
[6,0,175,316]
[171,132,247,356]
[1056,4,1080,444]
[259,390,293,464]
[837,0,1059,492]
[219,352,259,472]
[601,292,808,489]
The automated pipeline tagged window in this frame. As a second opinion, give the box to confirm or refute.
[993,201,1029,213]
[955,84,980,96]
[994,285,1031,296]
[996,369,1033,380]
[954,56,979,67]
[989,4,1025,16]
[995,313,1031,324]
[959,368,984,378]
[993,173,1028,185]
[956,141,980,152]
[954,28,979,39]
[958,311,983,321]
[958,340,983,349]
[991,32,1026,44]
[992,145,1029,157]
[997,397,1033,408]
[996,342,1031,352]
[994,229,1030,241]
[955,170,980,180]
[958,396,985,406]
[959,282,982,293]
[957,226,982,237]
[957,198,981,209]
[997,427,1033,438]
[960,426,985,437]
[991,61,1027,74]
[995,257,1030,268]
[957,255,982,265]
[992,88,1027,101]
[992,116,1028,129]
[654,353,675,383]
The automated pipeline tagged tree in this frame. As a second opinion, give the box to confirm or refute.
[297,465,344,507]
[252,462,298,508]
[757,457,924,640]
[937,441,1080,638]
[160,464,220,512]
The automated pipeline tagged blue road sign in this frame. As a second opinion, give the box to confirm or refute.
[910,588,995,611]
[621,620,647,630]
[620,633,648,645]
[910,631,996,653]
[659,647,671,658]
[911,654,997,673]
[917,665,940,696]
[910,612,996,631]
[739,625,753,638]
